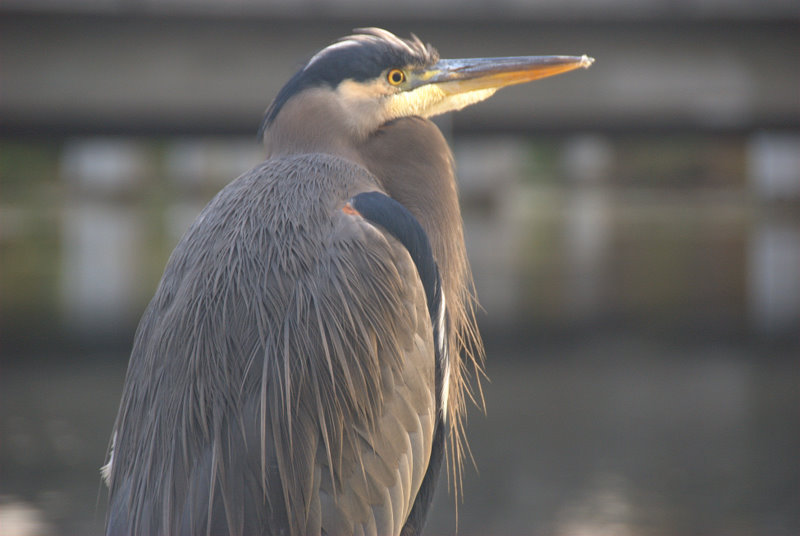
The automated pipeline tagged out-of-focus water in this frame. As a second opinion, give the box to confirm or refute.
[428,336,799,536]
[1,334,797,536]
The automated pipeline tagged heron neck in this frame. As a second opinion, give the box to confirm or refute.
[265,107,466,317]
[358,117,465,312]
[262,89,366,164]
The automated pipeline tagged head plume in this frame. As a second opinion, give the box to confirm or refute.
[260,28,439,136]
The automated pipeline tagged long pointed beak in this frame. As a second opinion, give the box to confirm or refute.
[420,55,594,94]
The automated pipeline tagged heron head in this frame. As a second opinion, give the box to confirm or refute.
[260,28,593,150]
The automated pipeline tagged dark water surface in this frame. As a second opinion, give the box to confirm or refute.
[1,334,796,535]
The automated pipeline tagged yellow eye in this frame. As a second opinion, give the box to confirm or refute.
[387,69,406,86]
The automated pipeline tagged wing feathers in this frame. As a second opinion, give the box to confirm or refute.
[106,154,439,536]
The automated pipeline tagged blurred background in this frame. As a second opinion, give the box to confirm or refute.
[1,1,798,535]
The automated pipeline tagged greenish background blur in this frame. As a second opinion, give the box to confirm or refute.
[1,2,798,535]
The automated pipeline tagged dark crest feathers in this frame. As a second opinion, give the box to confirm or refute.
[259,28,439,135]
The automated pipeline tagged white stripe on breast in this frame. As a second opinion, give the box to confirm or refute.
[101,431,116,486]
[437,290,450,421]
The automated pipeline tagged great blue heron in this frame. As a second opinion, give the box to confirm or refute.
[103,28,593,536]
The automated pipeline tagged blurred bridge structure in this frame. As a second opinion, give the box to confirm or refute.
[1,1,798,136]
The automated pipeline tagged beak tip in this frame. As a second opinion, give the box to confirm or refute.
[580,55,595,69]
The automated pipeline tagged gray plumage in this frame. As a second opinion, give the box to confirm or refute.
[108,153,438,535]
[104,27,593,536]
